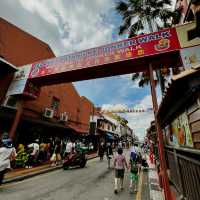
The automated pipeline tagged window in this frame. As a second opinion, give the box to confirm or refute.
[51,96,60,117]
[3,96,18,108]
[51,96,60,110]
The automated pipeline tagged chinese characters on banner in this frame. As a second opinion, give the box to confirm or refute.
[29,28,180,79]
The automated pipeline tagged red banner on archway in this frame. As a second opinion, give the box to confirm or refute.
[29,28,180,79]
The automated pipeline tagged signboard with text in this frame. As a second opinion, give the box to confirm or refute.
[6,65,31,96]
[29,28,180,79]
[6,65,40,99]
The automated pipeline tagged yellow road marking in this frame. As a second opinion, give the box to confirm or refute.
[136,169,143,200]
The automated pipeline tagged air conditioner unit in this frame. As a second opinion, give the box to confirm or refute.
[60,112,68,122]
[43,108,54,118]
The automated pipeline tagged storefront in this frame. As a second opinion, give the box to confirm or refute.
[157,67,200,200]
[0,106,75,145]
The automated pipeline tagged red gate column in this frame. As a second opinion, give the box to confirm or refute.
[149,63,173,200]
[9,100,23,140]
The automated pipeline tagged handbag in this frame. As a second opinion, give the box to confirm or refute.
[50,153,56,162]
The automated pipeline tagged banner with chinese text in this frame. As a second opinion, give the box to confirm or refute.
[29,28,180,79]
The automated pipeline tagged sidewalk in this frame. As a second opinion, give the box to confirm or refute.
[147,157,164,200]
[3,152,98,184]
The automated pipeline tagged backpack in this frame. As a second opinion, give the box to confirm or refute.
[130,151,137,161]
[130,159,138,173]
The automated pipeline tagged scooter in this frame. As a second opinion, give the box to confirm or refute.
[62,150,87,170]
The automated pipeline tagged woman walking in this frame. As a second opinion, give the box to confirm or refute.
[113,148,128,194]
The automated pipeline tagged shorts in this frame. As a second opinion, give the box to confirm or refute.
[129,172,138,182]
[115,169,125,178]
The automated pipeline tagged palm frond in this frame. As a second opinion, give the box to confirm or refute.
[128,20,144,38]
[116,1,129,15]
[154,0,172,8]
[132,72,140,81]
[172,8,182,25]
[138,77,150,87]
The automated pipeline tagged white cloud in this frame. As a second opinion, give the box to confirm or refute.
[19,0,58,25]
[56,0,115,52]
[137,95,153,109]
[3,0,116,56]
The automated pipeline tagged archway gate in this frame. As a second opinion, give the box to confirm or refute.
[7,22,200,200]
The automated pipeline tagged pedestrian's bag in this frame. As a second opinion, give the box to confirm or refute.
[50,153,56,162]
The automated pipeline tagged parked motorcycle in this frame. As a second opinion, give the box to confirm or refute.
[63,149,87,170]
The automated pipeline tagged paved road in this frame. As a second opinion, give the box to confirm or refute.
[0,151,150,200]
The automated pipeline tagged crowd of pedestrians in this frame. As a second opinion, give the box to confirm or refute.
[1,134,150,195]
[0,135,97,179]
[0,136,95,184]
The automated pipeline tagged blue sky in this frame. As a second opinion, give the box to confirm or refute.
[0,0,167,140]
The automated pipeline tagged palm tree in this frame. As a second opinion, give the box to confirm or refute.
[115,0,174,93]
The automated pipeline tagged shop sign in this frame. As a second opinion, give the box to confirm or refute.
[179,112,193,147]
[6,65,40,99]
[176,22,200,48]
[171,118,180,147]
[171,112,193,147]
[180,45,200,69]
[6,65,31,96]
[29,28,180,79]
[164,125,173,145]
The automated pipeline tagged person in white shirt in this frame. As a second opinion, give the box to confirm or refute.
[28,142,40,156]
[0,139,13,185]
[65,140,73,157]
[26,140,39,168]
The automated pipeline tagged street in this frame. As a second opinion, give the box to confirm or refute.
[0,152,150,200]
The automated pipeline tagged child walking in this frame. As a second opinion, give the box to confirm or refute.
[129,152,141,193]
[113,148,128,194]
